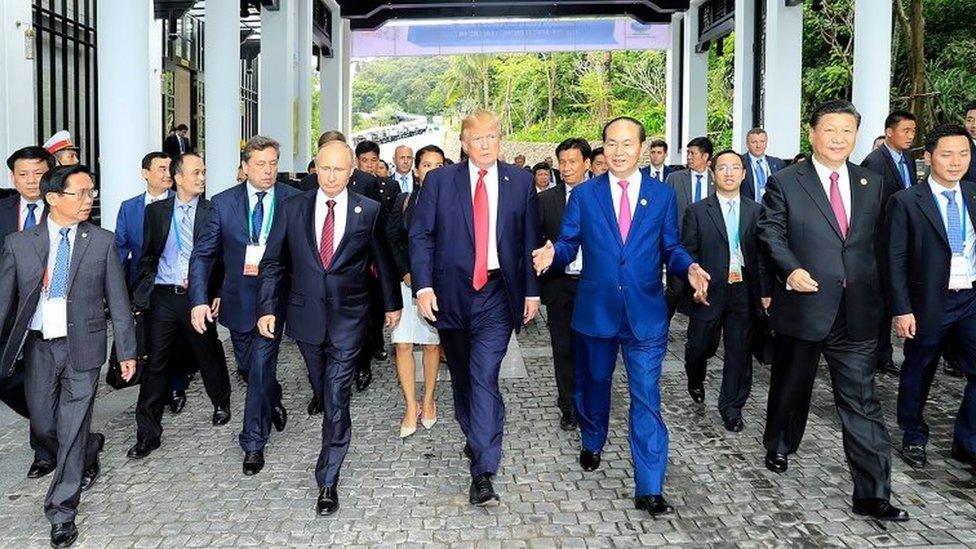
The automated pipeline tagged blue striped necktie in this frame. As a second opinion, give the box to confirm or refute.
[944,190,964,254]
[49,227,71,298]
[179,204,193,275]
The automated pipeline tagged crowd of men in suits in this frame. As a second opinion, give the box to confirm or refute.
[1,99,976,547]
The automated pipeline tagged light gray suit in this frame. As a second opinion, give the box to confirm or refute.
[666,168,716,233]
[0,220,136,524]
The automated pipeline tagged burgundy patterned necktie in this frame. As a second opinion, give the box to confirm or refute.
[319,199,336,268]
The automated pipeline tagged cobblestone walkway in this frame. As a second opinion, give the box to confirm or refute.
[0,313,974,548]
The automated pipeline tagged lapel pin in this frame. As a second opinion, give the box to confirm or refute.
[860,178,868,186]
[81,232,88,238]
[640,198,648,206]
[354,206,362,214]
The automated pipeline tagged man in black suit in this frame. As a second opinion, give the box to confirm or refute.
[538,138,591,431]
[589,147,608,178]
[680,150,769,430]
[127,153,231,459]
[862,110,918,376]
[1,146,56,479]
[257,140,401,516]
[162,124,191,159]
[886,124,976,471]
[965,101,976,184]
[758,100,907,521]
[741,128,787,202]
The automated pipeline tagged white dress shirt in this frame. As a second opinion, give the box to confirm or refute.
[810,155,851,223]
[928,177,976,275]
[394,171,414,194]
[144,190,168,206]
[690,169,710,202]
[18,197,45,231]
[565,184,583,275]
[649,164,666,182]
[315,187,348,254]
[469,161,501,270]
[608,169,641,220]
[246,182,276,244]
[30,219,79,332]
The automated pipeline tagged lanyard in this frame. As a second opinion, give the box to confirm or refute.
[933,190,968,249]
[246,188,276,244]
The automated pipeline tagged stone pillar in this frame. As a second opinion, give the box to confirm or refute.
[318,0,345,137]
[732,0,756,152]
[0,0,37,183]
[204,0,241,195]
[295,0,312,169]
[260,0,297,172]
[851,0,893,162]
[664,13,684,165]
[148,15,163,146]
[763,0,803,159]
[681,2,708,147]
[97,0,151,230]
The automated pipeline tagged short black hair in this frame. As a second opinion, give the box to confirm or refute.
[711,149,744,167]
[532,162,551,174]
[590,147,605,161]
[307,159,316,171]
[602,116,646,143]
[354,140,380,158]
[414,145,445,168]
[555,138,592,160]
[809,99,861,128]
[884,110,916,129]
[170,152,203,179]
[6,146,55,171]
[648,139,668,151]
[378,159,389,170]
[964,100,976,114]
[175,124,188,132]
[924,124,970,154]
[41,164,90,196]
[686,136,714,158]
[141,151,169,170]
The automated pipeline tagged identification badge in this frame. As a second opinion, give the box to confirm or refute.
[728,249,744,284]
[42,297,68,339]
[243,244,266,276]
[948,255,972,290]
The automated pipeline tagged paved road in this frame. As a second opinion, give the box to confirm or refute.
[378,127,446,166]
[0,312,974,547]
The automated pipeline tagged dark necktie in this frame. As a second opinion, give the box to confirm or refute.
[319,199,336,268]
[252,191,266,243]
[24,203,37,230]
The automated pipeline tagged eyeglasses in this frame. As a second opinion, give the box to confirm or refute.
[714,165,743,173]
[60,188,99,199]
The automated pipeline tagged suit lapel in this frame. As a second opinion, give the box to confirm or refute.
[495,164,511,246]
[847,164,871,239]
[679,171,692,206]
[796,162,844,241]
[66,222,92,294]
[30,224,48,266]
[915,185,949,247]
[235,184,250,241]
[705,196,729,244]
[595,175,624,248]
[624,177,655,249]
[193,198,209,242]
[304,192,324,272]
[159,197,175,245]
[456,164,474,242]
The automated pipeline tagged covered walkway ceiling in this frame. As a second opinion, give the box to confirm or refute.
[336,0,691,30]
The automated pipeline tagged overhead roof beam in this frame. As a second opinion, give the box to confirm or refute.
[347,5,674,30]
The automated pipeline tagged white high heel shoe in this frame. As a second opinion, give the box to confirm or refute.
[400,406,421,439]
[421,402,437,430]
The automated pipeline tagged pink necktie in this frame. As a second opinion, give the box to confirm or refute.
[618,180,632,242]
[472,169,489,290]
[828,171,848,239]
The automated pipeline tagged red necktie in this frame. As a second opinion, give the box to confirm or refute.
[319,199,336,269]
[473,169,489,290]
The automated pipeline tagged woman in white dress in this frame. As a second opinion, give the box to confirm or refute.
[386,145,444,438]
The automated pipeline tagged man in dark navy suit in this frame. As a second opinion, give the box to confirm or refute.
[410,110,540,506]
[741,128,786,203]
[886,124,976,471]
[257,140,401,516]
[189,136,295,476]
[965,101,976,184]
[0,146,56,479]
[640,139,675,183]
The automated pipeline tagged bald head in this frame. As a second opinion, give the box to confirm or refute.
[394,145,414,175]
[315,141,355,197]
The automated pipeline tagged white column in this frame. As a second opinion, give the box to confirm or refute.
[205,0,240,196]
[763,0,803,159]
[97,0,151,230]
[340,20,352,136]
[664,13,683,165]
[681,2,707,146]
[318,0,344,136]
[851,0,892,162]
[295,0,312,168]
[148,15,163,147]
[731,0,756,152]
[260,0,298,172]
[0,0,36,181]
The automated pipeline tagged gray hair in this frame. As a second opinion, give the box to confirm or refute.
[241,135,280,163]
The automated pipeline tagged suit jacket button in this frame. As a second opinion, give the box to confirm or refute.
[67,323,73,328]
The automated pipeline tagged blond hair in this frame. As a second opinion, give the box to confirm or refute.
[460,110,501,141]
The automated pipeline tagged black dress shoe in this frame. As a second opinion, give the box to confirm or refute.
[580,449,601,472]
[212,401,231,426]
[899,443,927,469]
[688,385,705,404]
[469,473,500,506]
[635,494,674,516]
[372,348,389,362]
[355,369,373,393]
[50,521,78,548]
[316,486,339,516]
[723,416,745,433]
[272,402,288,432]
[851,498,910,521]
[307,395,323,415]
[243,451,265,476]
[126,438,161,459]
[945,360,964,378]
[764,451,788,474]
[559,409,578,431]
[877,360,900,375]
[80,433,105,492]
[168,390,187,414]
[27,458,55,479]
[951,442,976,466]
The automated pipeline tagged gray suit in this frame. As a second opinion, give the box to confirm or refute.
[666,168,716,231]
[0,220,136,524]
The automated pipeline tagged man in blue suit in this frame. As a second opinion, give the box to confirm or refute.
[741,128,786,202]
[410,110,541,506]
[189,136,294,476]
[640,139,675,183]
[533,116,711,516]
[256,140,401,516]
[966,101,976,189]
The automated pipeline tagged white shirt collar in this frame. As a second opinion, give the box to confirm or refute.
[608,168,641,187]
[928,176,960,196]
[246,182,275,199]
[718,193,740,207]
[810,155,849,183]
[690,168,709,179]
[317,187,348,207]
[20,195,43,210]
[468,161,498,182]
[884,142,905,161]
[747,153,765,163]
